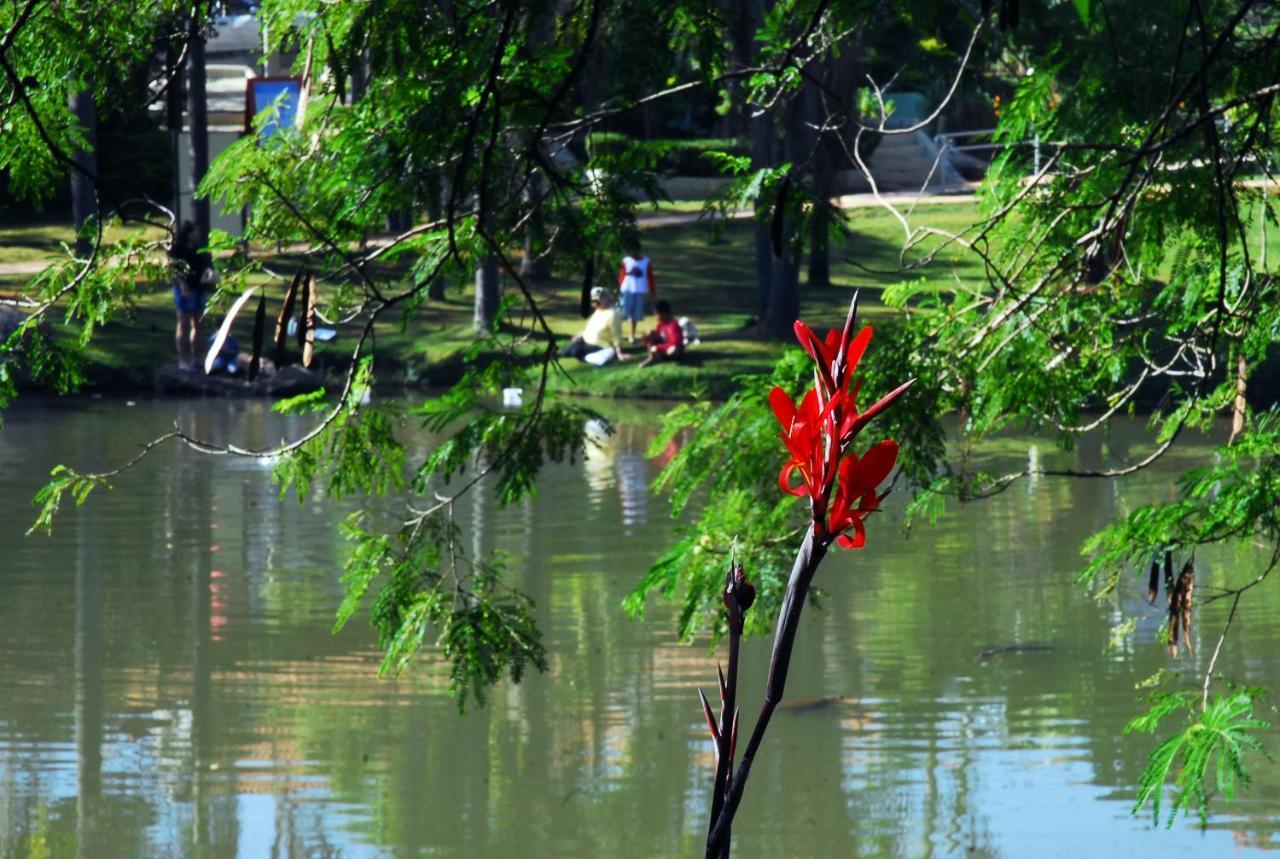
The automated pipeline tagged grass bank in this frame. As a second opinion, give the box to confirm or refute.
[2,200,985,399]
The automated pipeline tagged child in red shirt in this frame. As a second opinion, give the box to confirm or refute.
[640,300,684,367]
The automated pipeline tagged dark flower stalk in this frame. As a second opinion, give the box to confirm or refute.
[701,293,911,857]
[704,560,753,858]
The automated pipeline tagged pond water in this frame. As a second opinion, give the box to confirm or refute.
[0,397,1277,858]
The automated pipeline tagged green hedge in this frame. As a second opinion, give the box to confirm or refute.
[586,134,750,178]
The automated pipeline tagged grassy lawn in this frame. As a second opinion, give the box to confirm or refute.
[4,201,989,398]
[0,221,169,266]
[9,189,1279,400]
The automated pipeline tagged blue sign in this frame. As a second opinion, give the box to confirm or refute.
[246,78,303,140]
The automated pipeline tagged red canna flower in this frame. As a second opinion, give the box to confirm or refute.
[827,440,899,549]
[768,293,912,549]
[770,387,828,498]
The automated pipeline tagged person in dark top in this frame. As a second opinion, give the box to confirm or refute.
[169,221,213,370]
[640,300,684,367]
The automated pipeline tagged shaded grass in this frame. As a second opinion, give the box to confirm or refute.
[0,221,168,266]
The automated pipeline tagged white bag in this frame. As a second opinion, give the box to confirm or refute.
[679,316,699,345]
[583,347,615,366]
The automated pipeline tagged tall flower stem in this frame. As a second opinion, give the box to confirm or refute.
[706,527,827,856]
[706,561,753,858]
[702,296,906,855]
[708,620,739,854]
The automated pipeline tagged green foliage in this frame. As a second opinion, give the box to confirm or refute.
[0,2,186,202]
[272,388,330,415]
[586,134,751,178]
[0,322,86,410]
[412,336,606,506]
[273,359,405,502]
[1126,690,1270,827]
[6,0,762,712]
[28,465,105,537]
[624,489,799,641]
[336,512,547,712]
[1080,410,1280,592]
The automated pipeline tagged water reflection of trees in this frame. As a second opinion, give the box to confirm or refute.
[4,405,1280,855]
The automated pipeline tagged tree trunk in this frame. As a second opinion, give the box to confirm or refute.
[744,0,777,325]
[350,49,367,102]
[807,162,832,289]
[474,254,500,331]
[186,10,210,244]
[752,111,775,324]
[806,70,832,289]
[164,40,185,218]
[519,170,551,280]
[68,89,98,258]
[765,101,803,338]
[387,209,412,234]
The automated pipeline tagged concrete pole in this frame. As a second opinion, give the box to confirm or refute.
[187,7,211,244]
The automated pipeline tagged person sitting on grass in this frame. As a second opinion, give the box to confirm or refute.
[640,300,684,368]
[560,287,628,364]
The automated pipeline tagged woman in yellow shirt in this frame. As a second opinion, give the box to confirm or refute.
[561,287,628,363]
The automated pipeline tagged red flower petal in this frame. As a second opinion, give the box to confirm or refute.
[794,389,821,429]
[822,328,841,364]
[768,386,797,431]
[844,326,873,378]
[835,518,866,549]
[793,321,823,363]
[844,379,914,440]
[794,321,837,395]
[853,440,899,496]
[777,461,811,497]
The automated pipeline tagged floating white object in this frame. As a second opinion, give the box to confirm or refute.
[502,387,524,407]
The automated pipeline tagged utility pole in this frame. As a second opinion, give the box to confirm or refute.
[187,3,211,244]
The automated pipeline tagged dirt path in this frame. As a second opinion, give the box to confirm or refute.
[0,260,48,276]
[636,189,978,227]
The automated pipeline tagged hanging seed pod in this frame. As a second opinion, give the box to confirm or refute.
[295,272,311,351]
[1166,558,1195,657]
[248,293,266,382]
[274,268,305,367]
[1177,559,1194,655]
[1147,560,1160,604]
[297,272,316,368]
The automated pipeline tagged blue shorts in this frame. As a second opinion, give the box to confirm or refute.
[619,291,647,322]
[173,284,207,315]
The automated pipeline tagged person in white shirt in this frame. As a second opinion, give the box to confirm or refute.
[561,287,628,363]
[616,241,656,343]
